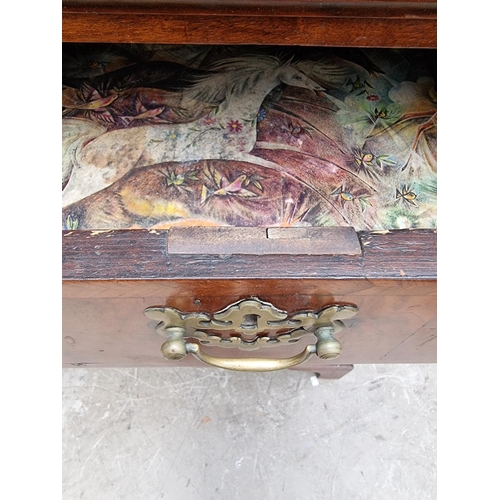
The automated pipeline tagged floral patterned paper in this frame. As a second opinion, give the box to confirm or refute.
[62,44,437,231]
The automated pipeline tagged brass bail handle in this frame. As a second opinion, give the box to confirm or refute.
[144,298,358,373]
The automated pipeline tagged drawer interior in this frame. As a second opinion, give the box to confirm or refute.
[62,44,437,232]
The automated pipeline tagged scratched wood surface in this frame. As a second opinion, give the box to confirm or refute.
[166,227,362,255]
[62,229,436,280]
[62,1,437,47]
[62,229,436,370]
[62,277,436,369]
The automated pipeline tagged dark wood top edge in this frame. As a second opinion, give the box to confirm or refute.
[61,3,437,15]
[63,0,437,4]
[62,228,436,281]
[62,2,437,19]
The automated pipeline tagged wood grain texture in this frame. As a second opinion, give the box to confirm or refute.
[62,278,436,366]
[62,1,436,47]
[62,229,436,367]
[62,278,378,299]
[62,14,436,48]
[62,229,436,280]
[167,226,361,255]
[62,0,437,18]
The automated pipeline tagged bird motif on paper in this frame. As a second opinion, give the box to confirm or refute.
[62,82,118,123]
[201,169,260,205]
[119,97,166,126]
[396,184,418,206]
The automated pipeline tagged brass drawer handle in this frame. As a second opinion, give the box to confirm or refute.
[145,298,358,373]
[163,326,318,371]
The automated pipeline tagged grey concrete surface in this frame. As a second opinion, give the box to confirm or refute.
[62,364,436,500]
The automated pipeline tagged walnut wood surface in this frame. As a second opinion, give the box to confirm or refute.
[166,227,362,256]
[62,229,436,367]
[62,1,436,47]
[62,229,436,280]
[62,277,436,367]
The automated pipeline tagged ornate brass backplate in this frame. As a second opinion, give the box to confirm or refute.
[144,298,358,372]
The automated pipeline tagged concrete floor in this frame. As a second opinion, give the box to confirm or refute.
[62,364,436,500]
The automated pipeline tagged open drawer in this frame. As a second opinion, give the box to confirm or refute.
[62,4,437,378]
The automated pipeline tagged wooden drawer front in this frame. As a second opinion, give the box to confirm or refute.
[62,229,436,372]
[62,278,436,369]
